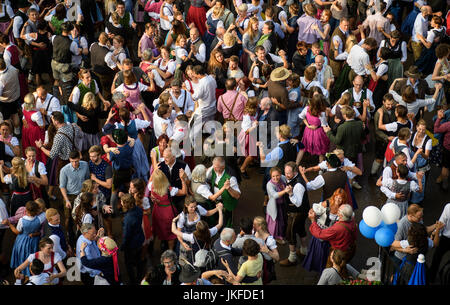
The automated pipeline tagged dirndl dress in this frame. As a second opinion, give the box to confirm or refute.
[150,185,177,241]
[10,216,41,271]
[301,110,330,156]
[302,236,330,273]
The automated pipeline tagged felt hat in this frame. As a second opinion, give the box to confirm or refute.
[112,129,127,145]
[270,67,292,82]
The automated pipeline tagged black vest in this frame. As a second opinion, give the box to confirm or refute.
[158,160,187,210]
[105,20,127,42]
[272,6,283,24]
[52,35,72,63]
[0,141,11,163]
[386,40,403,60]
[276,141,297,170]
[322,169,347,200]
[16,10,28,37]
[90,43,113,75]
[43,221,68,252]
[285,174,310,214]
[256,54,275,77]
[382,109,397,137]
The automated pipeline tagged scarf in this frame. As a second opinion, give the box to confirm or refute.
[256,33,271,46]
[98,237,120,282]
[270,179,286,205]
[0,134,12,143]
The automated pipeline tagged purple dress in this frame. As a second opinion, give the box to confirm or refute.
[301,109,330,156]
[266,180,287,240]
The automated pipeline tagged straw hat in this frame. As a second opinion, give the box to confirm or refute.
[270,67,292,82]
[404,66,422,79]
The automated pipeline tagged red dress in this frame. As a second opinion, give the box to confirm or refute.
[187,6,207,37]
[150,185,177,241]
[100,135,116,165]
[22,110,46,163]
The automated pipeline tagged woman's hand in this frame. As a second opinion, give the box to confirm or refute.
[14,267,22,279]
[80,242,88,252]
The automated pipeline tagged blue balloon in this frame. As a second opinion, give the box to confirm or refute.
[359,220,379,239]
[375,227,395,247]
[380,220,398,234]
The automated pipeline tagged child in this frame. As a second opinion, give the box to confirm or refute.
[387,127,422,169]
[238,97,259,179]
[24,259,50,285]
[7,201,45,274]
[378,104,413,136]
[380,164,423,218]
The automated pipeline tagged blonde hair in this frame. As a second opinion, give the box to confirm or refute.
[277,124,291,139]
[23,93,36,111]
[213,6,224,18]
[11,157,28,189]
[35,198,46,213]
[246,17,259,41]
[176,34,187,46]
[81,179,97,193]
[338,92,352,106]
[333,149,345,157]
[345,35,358,53]
[223,33,235,47]
[151,169,170,196]
[46,208,59,221]
[254,216,268,233]
[81,92,98,110]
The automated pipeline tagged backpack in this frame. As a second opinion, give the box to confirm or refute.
[192,236,219,270]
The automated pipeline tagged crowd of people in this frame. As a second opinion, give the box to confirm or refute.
[0,0,449,286]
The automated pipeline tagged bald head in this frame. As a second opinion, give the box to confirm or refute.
[421,5,432,16]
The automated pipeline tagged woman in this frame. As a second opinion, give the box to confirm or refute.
[234,3,250,40]
[207,48,228,100]
[45,3,67,35]
[302,188,347,274]
[300,65,329,104]
[72,179,108,236]
[187,0,214,37]
[292,41,308,77]
[266,167,289,245]
[171,205,223,268]
[69,92,108,153]
[40,122,57,200]
[148,168,188,250]
[24,147,48,202]
[218,32,241,61]
[434,109,450,191]
[299,94,330,163]
[409,119,432,204]
[0,122,20,159]
[241,17,261,75]
[312,9,332,57]
[238,98,259,177]
[150,134,169,175]
[128,178,152,252]
[70,23,89,70]
[393,222,443,285]
[14,237,66,284]
[222,238,263,285]
[69,69,110,110]
[21,93,46,163]
[148,46,176,90]
[415,16,446,76]
[389,80,443,117]
[29,20,53,87]
[280,3,301,61]
[388,128,422,170]
[0,157,32,215]
[431,44,450,107]
[176,195,223,262]
[317,248,360,285]
[74,192,97,235]
[119,193,145,285]
[203,6,225,53]
[80,236,121,285]
[253,216,279,285]
[378,30,407,87]
[367,47,390,109]
[0,0,14,43]
[183,65,199,95]
[165,16,190,49]
[6,201,44,272]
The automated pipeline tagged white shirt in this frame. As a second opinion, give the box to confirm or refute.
[160,3,174,31]
[0,198,9,229]
[70,81,100,105]
[412,14,428,43]
[182,227,218,244]
[252,54,284,81]
[378,40,408,62]
[331,104,361,119]
[381,160,418,184]
[380,178,420,201]
[21,107,44,126]
[192,75,217,119]
[438,203,450,238]
[389,90,436,116]
[104,48,127,70]
[23,159,47,177]
[17,213,46,232]
[347,43,371,76]
[147,181,179,196]
[258,20,285,39]
[300,78,329,98]
[306,168,339,191]
[384,120,414,133]
[34,93,61,123]
[26,273,50,285]
[206,168,240,201]
[389,138,416,169]
[70,35,88,67]
[27,251,63,285]
[188,39,206,63]
[194,183,214,200]
[285,175,306,208]
[170,90,195,114]
[318,158,358,180]
[153,113,174,139]
[299,107,328,126]
[171,124,188,143]
[47,223,66,260]
[176,206,208,229]
[342,87,375,115]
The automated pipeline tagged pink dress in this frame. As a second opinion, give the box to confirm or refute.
[122,82,153,128]
[22,110,46,163]
[237,114,257,157]
[302,110,329,156]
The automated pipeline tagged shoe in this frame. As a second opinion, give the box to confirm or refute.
[241,171,250,179]
[352,181,362,190]
[296,249,307,258]
[279,258,297,267]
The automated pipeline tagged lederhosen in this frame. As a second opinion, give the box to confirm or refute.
[219,92,241,123]
[284,174,310,244]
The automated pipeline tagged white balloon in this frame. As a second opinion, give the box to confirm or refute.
[381,203,401,225]
[362,206,382,228]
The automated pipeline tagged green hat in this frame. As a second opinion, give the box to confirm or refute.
[112,129,127,145]
[325,153,341,168]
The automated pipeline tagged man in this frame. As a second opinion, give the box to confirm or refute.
[328,17,349,78]
[207,0,235,30]
[311,55,334,93]
[138,23,158,59]
[279,162,310,267]
[308,204,357,267]
[158,147,192,213]
[342,75,375,122]
[251,46,288,89]
[256,21,278,55]
[51,22,81,104]
[159,0,176,41]
[324,106,364,171]
[268,67,296,126]
[362,2,390,45]
[347,37,378,81]
[371,93,397,176]
[300,153,348,200]
[168,79,195,118]
[76,223,103,285]
[112,58,152,93]
[12,2,31,48]
[185,27,206,66]
[191,65,217,124]
[59,150,90,245]
[88,145,113,204]
[232,217,264,249]
[306,42,328,67]
[80,0,101,44]
[206,156,241,228]
[90,32,115,102]
[0,58,21,136]
[217,78,247,122]
[392,65,435,100]
[411,6,432,61]
[43,208,71,261]
[258,7,285,41]
[297,4,322,45]
[273,0,289,25]
[34,86,61,128]
[109,1,138,61]
[213,227,240,274]
[36,111,81,175]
